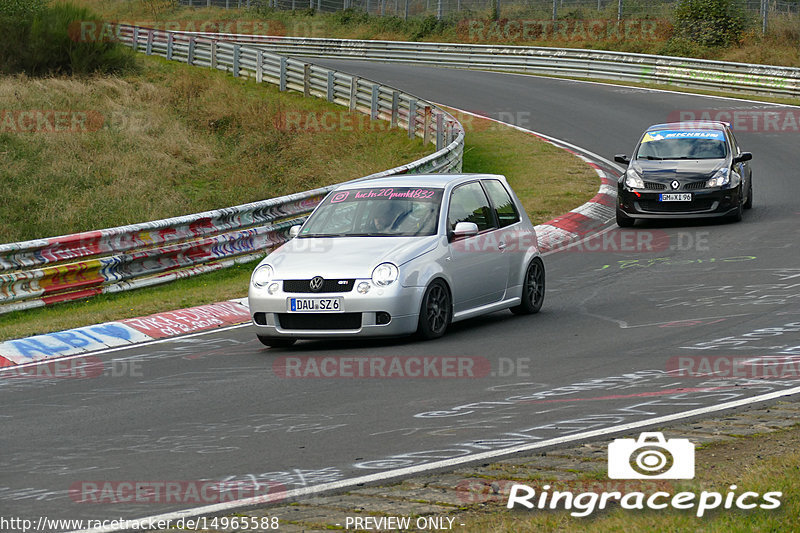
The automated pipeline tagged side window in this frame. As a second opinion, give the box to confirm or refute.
[727,129,741,155]
[448,182,496,232]
[483,180,520,228]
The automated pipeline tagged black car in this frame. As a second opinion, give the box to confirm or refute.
[614,121,753,227]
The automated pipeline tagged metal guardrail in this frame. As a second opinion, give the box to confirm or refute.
[0,26,465,314]
[191,34,800,98]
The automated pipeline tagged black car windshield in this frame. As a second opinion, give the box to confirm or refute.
[635,129,728,160]
[299,187,444,237]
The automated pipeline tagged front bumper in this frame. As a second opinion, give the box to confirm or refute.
[617,185,741,219]
[248,281,426,339]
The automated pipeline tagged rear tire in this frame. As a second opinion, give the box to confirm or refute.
[257,335,297,348]
[416,280,452,340]
[511,257,545,315]
[616,209,635,228]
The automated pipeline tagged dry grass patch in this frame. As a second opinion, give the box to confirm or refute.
[0,56,429,243]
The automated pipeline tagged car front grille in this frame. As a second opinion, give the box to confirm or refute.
[637,200,717,213]
[283,279,355,293]
[684,181,707,190]
[277,313,362,330]
[644,181,667,190]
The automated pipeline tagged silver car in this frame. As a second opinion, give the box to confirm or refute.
[248,174,544,347]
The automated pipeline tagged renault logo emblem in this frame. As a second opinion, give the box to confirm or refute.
[671,180,680,190]
[309,276,324,292]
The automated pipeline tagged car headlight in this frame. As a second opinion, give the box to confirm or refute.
[371,263,398,287]
[251,264,274,288]
[706,168,730,188]
[624,168,644,189]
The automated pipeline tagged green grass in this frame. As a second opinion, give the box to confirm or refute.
[455,425,800,532]
[0,55,429,243]
[0,110,598,341]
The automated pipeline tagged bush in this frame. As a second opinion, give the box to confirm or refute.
[674,0,748,46]
[0,2,137,76]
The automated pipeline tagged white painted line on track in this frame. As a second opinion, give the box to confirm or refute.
[70,382,800,533]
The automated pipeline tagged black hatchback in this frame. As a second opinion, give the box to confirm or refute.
[614,121,753,227]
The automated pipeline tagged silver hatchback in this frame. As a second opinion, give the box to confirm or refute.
[248,174,544,347]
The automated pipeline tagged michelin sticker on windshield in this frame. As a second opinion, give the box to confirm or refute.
[642,130,725,143]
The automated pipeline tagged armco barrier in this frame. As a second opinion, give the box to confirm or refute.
[184,34,800,98]
[0,26,464,314]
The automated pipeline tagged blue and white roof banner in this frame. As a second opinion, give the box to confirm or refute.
[642,130,725,143]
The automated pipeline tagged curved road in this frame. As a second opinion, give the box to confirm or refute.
[3,62,799,528]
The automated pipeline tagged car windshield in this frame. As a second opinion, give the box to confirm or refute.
[299,187,444,237]
[636,129,727,160]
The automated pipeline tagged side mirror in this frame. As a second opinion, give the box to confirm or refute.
[289,225,302,238]
[733,152,752,164]
[450,222,479,241]
[614,154,630,165]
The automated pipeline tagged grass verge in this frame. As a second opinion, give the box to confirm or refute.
[0,54,428,243]
[0,110,598,341]
[456,423,800,531]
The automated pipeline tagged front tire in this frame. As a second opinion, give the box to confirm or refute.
[728,196,744,222]
[744,180,753,209]
[616,209,635,228]
[257,335,297,348]
[511,257,545,315]
[416,279,452,340]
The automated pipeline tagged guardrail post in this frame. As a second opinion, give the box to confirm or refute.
[423,106,431,145]
[256,51,264,82]
[371,85,379,120]
[408,99,417,138]
[188,36,196,66]
[146,30,153,55]
[167,33,174,60]
[349,77,358,112]
[211,41,217,69]
[233,45,240,77]
[132,27,139,51]
[279,57,287,91]
[303,64,311,97]
[327,71,334,102]
[391,91,399,128]
[436,112,444,150]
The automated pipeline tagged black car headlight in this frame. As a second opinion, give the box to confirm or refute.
[706,168,730,188]
[624,168,644,189]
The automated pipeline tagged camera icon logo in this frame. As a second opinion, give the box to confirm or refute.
[608,432,694,479]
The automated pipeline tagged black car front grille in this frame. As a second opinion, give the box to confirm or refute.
[637,200,716,213]
[283,279,355,293]
[684,181,708,190]
[644,181,667,190]
[277,313,362,330]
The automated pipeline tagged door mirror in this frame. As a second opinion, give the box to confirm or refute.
[733,152,752,164]
[614,154,630,165]
[289,225,302,238]
[450,222,479,241]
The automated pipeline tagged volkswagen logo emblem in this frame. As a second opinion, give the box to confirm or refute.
[309,276,324,292]
[671,180,680,190]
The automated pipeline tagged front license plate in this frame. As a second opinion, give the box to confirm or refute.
[288,298,344,313]
[659,193,692,202]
